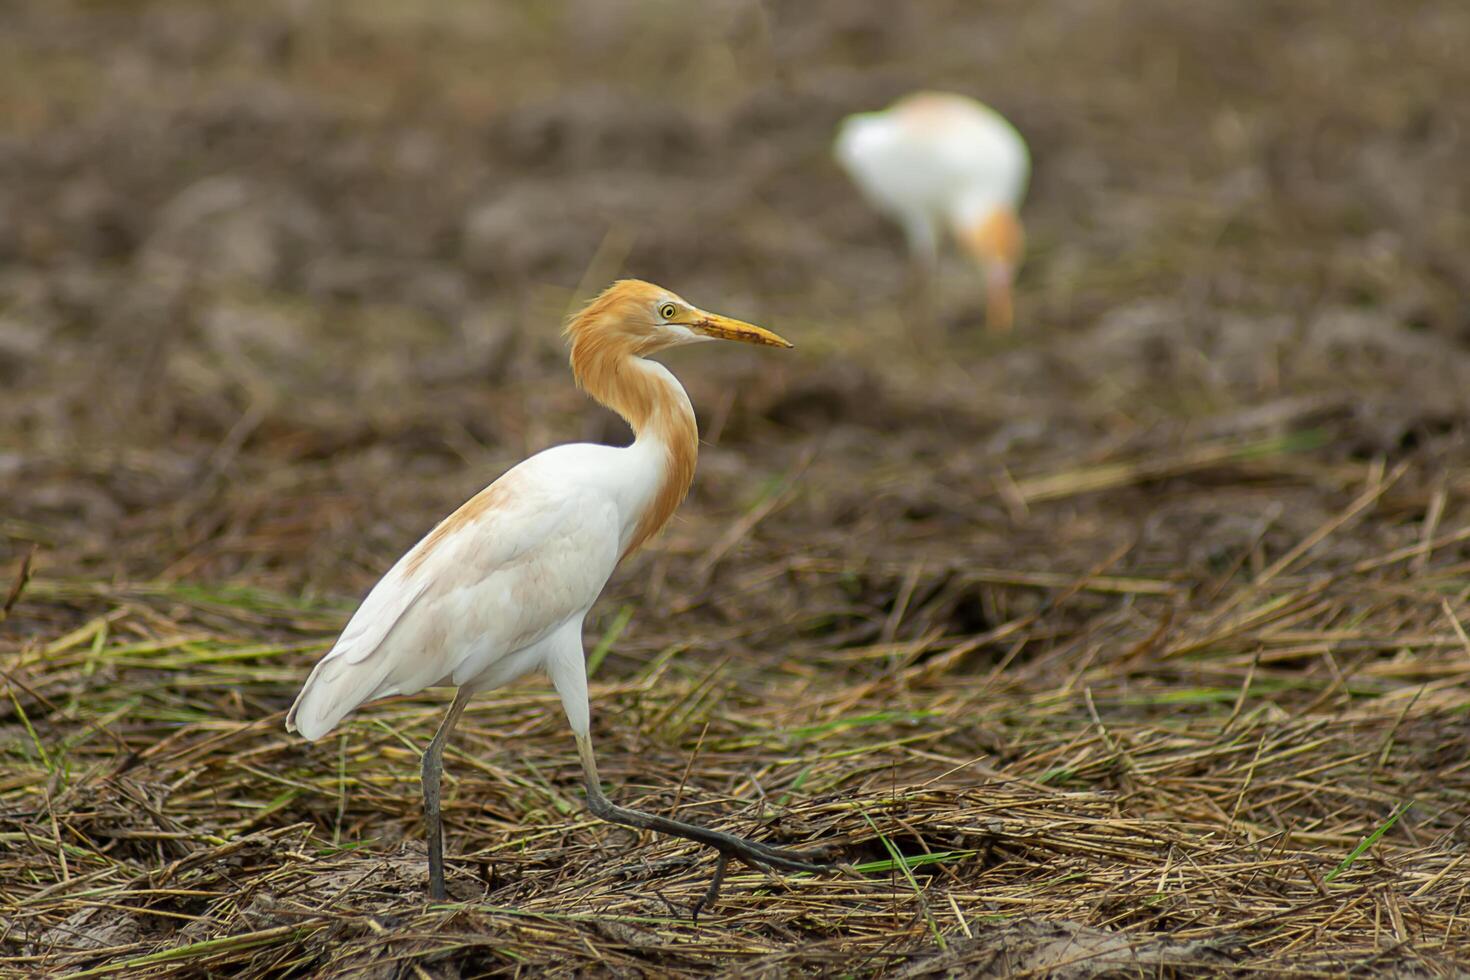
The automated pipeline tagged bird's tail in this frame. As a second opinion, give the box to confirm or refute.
[286,650,400,742]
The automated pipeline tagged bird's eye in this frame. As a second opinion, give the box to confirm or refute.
[658,303,678,321]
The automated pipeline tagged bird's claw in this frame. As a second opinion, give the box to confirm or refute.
[690,837,836,922]
[690,851,728,924]
[732,846,832,875]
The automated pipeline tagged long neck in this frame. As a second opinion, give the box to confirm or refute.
[571,339,698,558]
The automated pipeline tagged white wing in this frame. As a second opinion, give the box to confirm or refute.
[835,96,1030,226]
[287,446,624,741]
[835,113,947,222]
[935,103,1030,221]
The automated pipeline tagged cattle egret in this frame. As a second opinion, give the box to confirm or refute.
[834,91,1030,331]
[286,280,832,909]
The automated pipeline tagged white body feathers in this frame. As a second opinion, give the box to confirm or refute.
[834,92,1030,266]
[287,364,681,743]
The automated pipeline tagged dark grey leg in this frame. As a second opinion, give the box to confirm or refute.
[573,733,833,917]
[424,688,472,901]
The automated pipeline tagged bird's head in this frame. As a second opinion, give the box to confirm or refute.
[566,279,792,358]
[954,207,1025,333]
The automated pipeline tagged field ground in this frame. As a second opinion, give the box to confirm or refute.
[4,0,1470,976]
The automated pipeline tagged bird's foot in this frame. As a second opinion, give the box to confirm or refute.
[583,785,839,921]
[722,834,835,872]
[689,834,838,922]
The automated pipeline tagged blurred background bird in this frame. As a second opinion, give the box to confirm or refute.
[286,279,831,908]
[835,91,1030,332]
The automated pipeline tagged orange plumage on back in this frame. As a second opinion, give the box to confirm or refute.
[402,481,519,577]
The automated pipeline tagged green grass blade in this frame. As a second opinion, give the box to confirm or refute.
[586,604,634,678]
[1324,801,1413,882]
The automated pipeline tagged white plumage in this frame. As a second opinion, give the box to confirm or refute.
[835,91,1030,330]
[288,439,655,742]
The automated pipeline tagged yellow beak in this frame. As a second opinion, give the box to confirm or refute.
[689,311,793,348]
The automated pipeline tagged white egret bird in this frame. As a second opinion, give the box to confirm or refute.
[286,279,832,909]
[834,91,1030,332]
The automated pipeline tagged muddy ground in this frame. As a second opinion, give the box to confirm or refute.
[4,0,1470,976]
